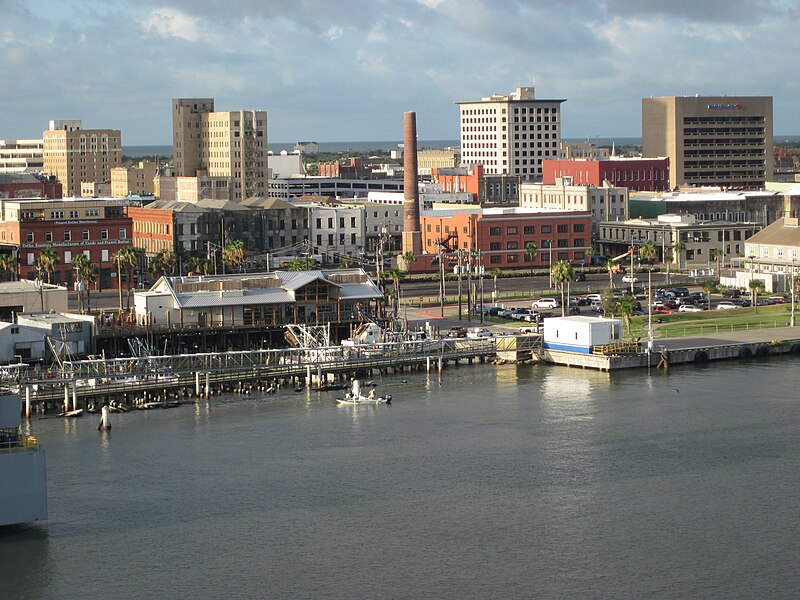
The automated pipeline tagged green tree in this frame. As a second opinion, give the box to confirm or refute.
[0,253,15,282]
[525,242,539,276]
[149,249,177,279]
[111,246,137,314]
[383,267,406,321]
[639,240,657,336]
[286,256,317,271]
[672,241,686,271]
[36,245,60,284]
[551,259,574,316]
[491,268,501,302]
[222,240,247,273]
[401,251,417,268]
[749,278,765,314]
[605,295,637,336]
[664,253,674,285]
[702,280,717,310]
[338,254,354,268]
[187,255,210,275]
[710,247,723,280]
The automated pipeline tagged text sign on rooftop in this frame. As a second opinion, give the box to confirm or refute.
[707,103,745,110]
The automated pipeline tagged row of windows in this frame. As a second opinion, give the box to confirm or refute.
[487,224,584,235]
[316,233,359,246]
[26,248,113,265]
[316,217,358,229]
[23,229,126,243]
[489,239,584,250]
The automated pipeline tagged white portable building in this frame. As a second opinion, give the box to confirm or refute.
[543,316,622,354]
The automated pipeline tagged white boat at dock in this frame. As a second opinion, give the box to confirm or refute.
[335,379,392,405]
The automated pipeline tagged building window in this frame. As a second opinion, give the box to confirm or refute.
[524,226,535,234]
[507,241,519,250]
[507,254,519,263]
[557,224,568,233]
[26,232,33,243]
[489,227,501,235]
[507,226,517,235]
[45,231,53,242]
[82,230,90,240]
[101,229,108,240]
[557,239,568,248]
[63,230,71,241]
[119,228,127,239]
[541,225,552,234]
[557,252,569,261]
[573,223,584,232]
[490,242,501,251]
[490,255,502,264]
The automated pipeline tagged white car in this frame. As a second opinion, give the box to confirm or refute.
[621,274,639,283]
[466,327,493,339]
[716,301,741,310]
[678,304,704,312]
[532,298,560,309]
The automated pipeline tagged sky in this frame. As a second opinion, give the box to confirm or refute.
[1,0,799,145]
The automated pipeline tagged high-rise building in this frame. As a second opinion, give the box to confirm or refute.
[457,87,565,180]
[42,120,122,198]
[642,96,773,190]
[0,139,44,173]
[171,98,269,201]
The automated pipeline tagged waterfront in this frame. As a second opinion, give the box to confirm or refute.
[2,359,800,599]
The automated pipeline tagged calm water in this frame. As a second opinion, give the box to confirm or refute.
[2,359,800,599]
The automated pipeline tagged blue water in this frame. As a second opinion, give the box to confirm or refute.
[2,359,800,599]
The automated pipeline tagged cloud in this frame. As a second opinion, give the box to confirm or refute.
[323,25,343,41]
[140,8,201,42]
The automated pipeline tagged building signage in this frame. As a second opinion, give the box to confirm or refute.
[20,239,131,249]
[707,103,744,110]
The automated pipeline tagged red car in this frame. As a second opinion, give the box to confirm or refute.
[654,308,676,314]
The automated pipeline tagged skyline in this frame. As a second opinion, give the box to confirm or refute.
[2,0,799,145]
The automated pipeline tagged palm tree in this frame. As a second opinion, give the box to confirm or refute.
[491,268,501,304]
[703,280,716,310]
[222,240,247,273]
[606,259,616,290]
[36,245,60,284]
[401,251,417,270]
[111,246,137,314]
[149,249,177,280]
[525,242,539,276]
[551,260,574,316]
[664,253,674,285]
[710,248,723,280]
[585,247,594,270]
[287,256,317,271]
[672,241,686,272]
[338,254,354,268]
[385,267,406,321]
[71,253,89,313]
[187,254,210,275]
[606,295,637,336]
[749,278,765,314]
[0,253,15,282]
[639,240,657,338]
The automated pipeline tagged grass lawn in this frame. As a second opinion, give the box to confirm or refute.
[625,304,796,338]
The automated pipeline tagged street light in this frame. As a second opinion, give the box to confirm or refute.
[547,240,553,290]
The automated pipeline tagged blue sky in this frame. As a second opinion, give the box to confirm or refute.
[1,0,798,145]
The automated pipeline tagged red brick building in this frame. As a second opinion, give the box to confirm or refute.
[0,173,62,200]
[127,206,175,256]
[0,198,132,289]
[431,165,484,200]
[416,208,592,271]
[543,157,671,192]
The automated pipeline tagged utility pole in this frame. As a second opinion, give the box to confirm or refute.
[438,240,445,318]
[457,249,463,321]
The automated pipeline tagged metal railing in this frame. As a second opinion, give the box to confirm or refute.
[0,435,39,452]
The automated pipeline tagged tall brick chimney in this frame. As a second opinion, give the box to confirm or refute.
[402,111,422,258]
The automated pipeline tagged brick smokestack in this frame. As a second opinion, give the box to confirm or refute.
[402,111,422,257]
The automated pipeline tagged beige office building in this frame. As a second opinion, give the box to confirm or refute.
[172,98,269,201]
[642,96,773,190]
[417,149,457,176]
[42,120,121,198]
[111,161,157,198]
[458,87,565,180]
[0,139,44,173]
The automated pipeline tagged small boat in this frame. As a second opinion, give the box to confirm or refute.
[336,394,392,405]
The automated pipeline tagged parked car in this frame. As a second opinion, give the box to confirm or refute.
[723,288,742,298]
[511,309,537,321]
[678,304,704,312]
[519,324,541,334]
[621,274,639,283]
[590,300,604,313]
[585,293,602,303]
[532,298,560,309]
[519,312,542,323]
[716,301,741,310]
[466,327,493,339]
[769,296,788,304]
[448,325,468,337]
[574,272,586,282]
[483,306,502,316]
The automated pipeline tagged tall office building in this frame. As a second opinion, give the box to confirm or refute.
[457,87,565,180]
[642,95,773,190]
[171,98,269,201]
[42,120,122,198]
